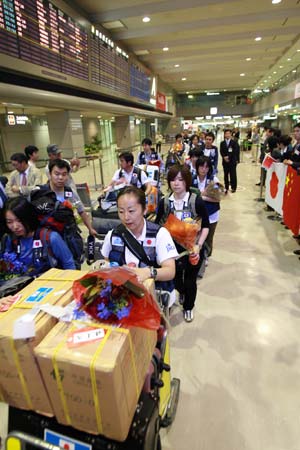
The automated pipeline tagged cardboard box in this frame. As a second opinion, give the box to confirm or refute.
[0,269,86,414]
[35,320,157,441]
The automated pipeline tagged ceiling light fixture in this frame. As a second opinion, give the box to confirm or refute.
[255,36,262,41]
[163,47,169,51]
[272,0,281,4]
[292,70,297,73]
[273,71,277,74]
[142,16,151,23]
[174,64,180,67]
[287,58,291,61]
[279,65,283,68]
[246,57,252,61]
[240,73,245,76]
[182,77,187,81]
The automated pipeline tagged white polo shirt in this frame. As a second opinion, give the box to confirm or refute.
[112,167,149,189]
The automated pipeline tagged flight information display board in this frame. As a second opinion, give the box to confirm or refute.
[90,28,129,96]
[0,0,88,80]
[130,63,150,102]
[0,0,155,107]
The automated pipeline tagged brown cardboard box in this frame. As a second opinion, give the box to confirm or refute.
[0,269,86,414]
[35,320,157,441]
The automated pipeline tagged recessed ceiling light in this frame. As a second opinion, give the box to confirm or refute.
[279,65,283,68]
[272,0,281,4]
[97,116,102,119]
[292,69,297,73]
[174,64,180,67]
[142,16,151,23]
[246,57,252,61]
[297,49,300,52]
[163,47,169,51]
[273,71,277,74]
[240,73,245,76]
[268,76,271,78]
[264,80,267,82]
[134,49,149,55]
[182,77,187,81]
[287,58,291,61]
[255,36,262,41]
[186,91,190,94]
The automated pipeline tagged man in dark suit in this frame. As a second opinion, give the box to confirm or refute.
[220,129,240,193]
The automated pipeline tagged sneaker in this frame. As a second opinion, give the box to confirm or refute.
[184,310,194,322]
[179,293,184,305]
[224,189,228,194]
[293,249,300,255]
[231,189,236,193]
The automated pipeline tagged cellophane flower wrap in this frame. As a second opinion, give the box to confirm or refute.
[163,213,201,251]
[72,267,161,330]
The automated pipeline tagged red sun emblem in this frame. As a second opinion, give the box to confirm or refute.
[270,171,279,199]
[146,239,152,245]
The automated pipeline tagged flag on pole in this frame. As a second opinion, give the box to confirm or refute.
[265,162,287,215]
[282,166,300,235]
[262,153,276,170]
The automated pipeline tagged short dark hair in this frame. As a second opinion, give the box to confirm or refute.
[119,152,134,165]
[196,156,213,178]
[278,135,292,147]
[24,145,39,159]
[224,129,232,135]
[142,138,152,146]
[293,123,300,129]
[5,197,39,234]
[11,153,28,164]
[117,186,146,210]
[167,164,192,191]
[206,132,215,141]
[266,136,279,150]
[190,134,199,143]
[175,134,182,140]
[49,158,70,173]
[189,148,203,158]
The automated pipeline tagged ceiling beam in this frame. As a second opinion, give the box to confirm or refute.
[113,7,300,40]
[90,0,231,22]
[130,25,299,50]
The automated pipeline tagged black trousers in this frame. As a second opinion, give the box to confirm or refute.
[223,163,237,191]
[156,143,161,152]
[174,248,204,311]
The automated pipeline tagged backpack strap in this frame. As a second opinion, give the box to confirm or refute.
[115,224,151,266]
[189,192,197,218]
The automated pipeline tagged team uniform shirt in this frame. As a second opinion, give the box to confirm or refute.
[3,232,75,275]
[168,192,193,221]
[102,220,178,267]
[111,167,149,189]
[137,151,165,171]
[197,175,220,224]
[102,220,178,306]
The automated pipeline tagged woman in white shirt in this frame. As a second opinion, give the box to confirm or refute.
[196,156,221,258]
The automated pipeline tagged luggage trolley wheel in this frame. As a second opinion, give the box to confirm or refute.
[160,377,180,428]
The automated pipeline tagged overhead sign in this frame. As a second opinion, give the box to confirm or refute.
[7,115,30,125]
[156,92,166,111]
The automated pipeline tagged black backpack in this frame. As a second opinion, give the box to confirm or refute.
[30,186,84,268]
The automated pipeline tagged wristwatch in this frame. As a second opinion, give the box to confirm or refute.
[150,266,158,279]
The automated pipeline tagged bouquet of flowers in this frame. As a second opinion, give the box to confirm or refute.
[0,252,28,280]
[163,213,200,251]
[72,267,161,330]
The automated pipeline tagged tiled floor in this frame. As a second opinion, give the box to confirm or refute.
[161,152,300,450]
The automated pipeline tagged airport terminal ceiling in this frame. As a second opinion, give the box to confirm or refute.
[71,0,300,93]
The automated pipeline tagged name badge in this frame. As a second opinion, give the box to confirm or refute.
[112,236,123,246]
[65,191,73,198]
[182,211,192,220]
[228,148,233,153]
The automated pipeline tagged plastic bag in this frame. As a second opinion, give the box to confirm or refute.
[72,267,161,330]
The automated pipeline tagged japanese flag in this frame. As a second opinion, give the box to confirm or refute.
[265,162,287,215]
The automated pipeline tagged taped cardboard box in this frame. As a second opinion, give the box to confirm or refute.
[0,269,86,415]
[35,320,157,441]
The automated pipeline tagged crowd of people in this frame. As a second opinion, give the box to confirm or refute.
[0,123,299,321]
